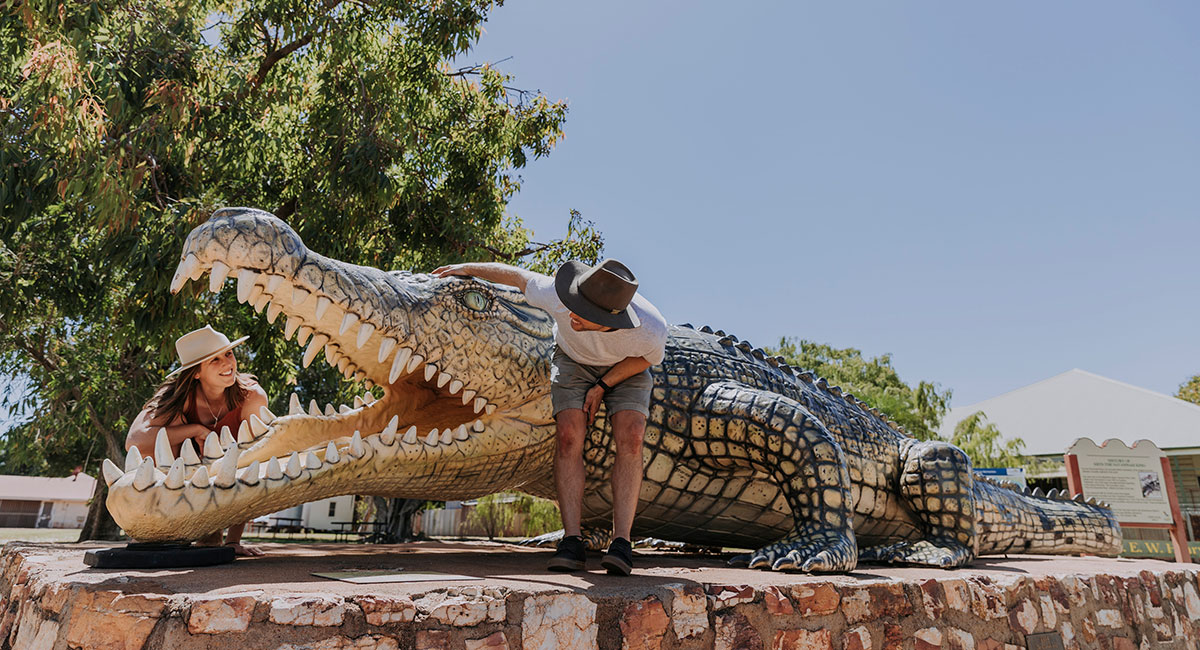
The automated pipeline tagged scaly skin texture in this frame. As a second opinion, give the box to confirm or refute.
[103,208,1121,572]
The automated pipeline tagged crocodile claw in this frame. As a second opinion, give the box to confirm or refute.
[748,528,857,573]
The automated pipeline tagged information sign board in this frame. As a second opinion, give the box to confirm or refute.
[1065,438,1171,525]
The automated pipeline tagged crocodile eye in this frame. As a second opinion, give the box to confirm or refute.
[459,290,491,312]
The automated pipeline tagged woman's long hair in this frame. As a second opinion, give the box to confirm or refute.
[142,364,257,427]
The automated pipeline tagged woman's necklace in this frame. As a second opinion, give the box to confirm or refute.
[199,388,227,427]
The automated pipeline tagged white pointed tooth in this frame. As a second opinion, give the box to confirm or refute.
[382,415,399,438]
[355,323,375,349]
[209,261,230,292]
[309,399,321,416]
[340,312,358,336]
[388,348,411,384]
[424,429,439,445]
[378,337,397,363]
[380,422,397,445]
[338,357,350,374]
[236,268,257,303]
[180,438,201,465]
[403,426,418,444]
[297,326,312,346]
[125,445,143,472]
[132,458,159,491]
[292,287,311,306]
[472,419,484,432]
[461,389,476,405]
[325,442,340,464]
[305,451,321,470]
[170,254,198,293]
[339,404,352,414]
[237,420,253,445]
[449,379,463,394]
[259,406,276,424]
[252,292,268,313]
[164,458,185,489]
[284,316,301,340]
[353,396,364,409]
[325,343,339,367]
[343,364,356,380]
[315,296,332,320]
[425,364,439,382]
[363,391,376,405]
[350,431,365,457]
[239,460,261,486]
[265,274,285,294]
[266,301,284,323]
[249,414,269,437]
[214,447,240,488]
[266,457,283,480]
[435,370,449,387]
[154,428,174,467]
[324,403,335,416]
[474,397,486,413]
[190,465,211,488]
[440,429,453,445]
[364,379,374,391]
[102,459,123,486]
[220,424,233,444]
[289,393,303,415]
[303,334,328,368]
[406,354,423,373]
[485,404,496,415]
[285,452,302,478]
[203,432,222,459]
[454,424,469,441]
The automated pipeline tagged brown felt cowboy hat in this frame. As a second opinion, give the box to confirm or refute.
[165,325,249,378]
[554,259,641,330]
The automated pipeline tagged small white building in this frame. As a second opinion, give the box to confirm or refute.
[263,495,356,532]
[0,474,96,528]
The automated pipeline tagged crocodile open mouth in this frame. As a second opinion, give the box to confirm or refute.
[102,209,554,541]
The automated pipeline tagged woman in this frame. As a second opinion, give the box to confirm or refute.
[126,325,268,556]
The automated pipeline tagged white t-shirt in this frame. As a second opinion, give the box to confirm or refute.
[525,274,668,367]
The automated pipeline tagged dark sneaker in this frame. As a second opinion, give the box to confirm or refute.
[547,535,587,572]
[601,537,633,576]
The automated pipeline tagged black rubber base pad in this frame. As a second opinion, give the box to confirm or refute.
[84,542,235,569]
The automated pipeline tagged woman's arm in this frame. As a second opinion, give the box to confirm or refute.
[125,408,207,454]
[241,382,269,422]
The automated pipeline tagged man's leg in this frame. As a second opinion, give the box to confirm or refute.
[554,409,587,537]
[609,410,646,541]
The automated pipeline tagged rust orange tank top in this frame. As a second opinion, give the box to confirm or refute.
[185,393,245,433]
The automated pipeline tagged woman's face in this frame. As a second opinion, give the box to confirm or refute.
[196,349,238,390]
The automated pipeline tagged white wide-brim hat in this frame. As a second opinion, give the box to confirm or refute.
[166,325,249,378]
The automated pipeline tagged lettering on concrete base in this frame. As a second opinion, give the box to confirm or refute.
[1026,632,1064,650]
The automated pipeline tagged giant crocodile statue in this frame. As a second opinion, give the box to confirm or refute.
[102,208,1121,572]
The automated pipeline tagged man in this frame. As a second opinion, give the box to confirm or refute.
[433,259,667,575]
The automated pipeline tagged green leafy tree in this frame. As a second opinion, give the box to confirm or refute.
[770,338,951,441]
[1176,375,1200,406]
[950,411,1058,475]
[0,0,598,540]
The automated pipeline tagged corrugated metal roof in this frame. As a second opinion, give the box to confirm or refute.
[0,474,96,502]
[938,369,1200,457]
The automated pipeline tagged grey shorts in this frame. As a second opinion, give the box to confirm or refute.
[550,347,653,418]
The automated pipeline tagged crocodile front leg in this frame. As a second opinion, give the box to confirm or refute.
[694,381,857,572]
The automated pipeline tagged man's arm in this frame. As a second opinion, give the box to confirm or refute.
[583,356,653,424]
[431,262,543,292]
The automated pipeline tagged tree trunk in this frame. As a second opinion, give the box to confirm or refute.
[371,497,425,543]
[78,479,124,542]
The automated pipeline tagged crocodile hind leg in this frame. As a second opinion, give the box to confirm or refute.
[695,381,856,573]
[859,440,976,568]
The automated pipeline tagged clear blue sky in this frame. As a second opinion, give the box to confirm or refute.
[461,0,1200,406]
[3,2,1197,432]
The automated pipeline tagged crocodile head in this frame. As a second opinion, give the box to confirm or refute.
[104,207,557,541]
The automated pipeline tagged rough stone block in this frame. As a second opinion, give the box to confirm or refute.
[843,625,871,650]
[1038,593,1057,629]
[920,579,945,619]
[967,579,1006,620]
[278,636,399,650]
[1008,598,1039,635]
[945,628,974,650]
[790,583,840,617]
[709,584,756,610]
[1095,608,1123,628]
[465,631,508,650]
[715,613,763,650]
[942,579,970,612]
[665,584,708,640]
[416,630,452,650]
[188,591,260,634]
[356,595,417,626]
[65,606,159,650]
[914,627,942,650]
[764,586,794,615]
[620,597,669,650]
[522,593,596,650]
[841,588,871,624]
[772,628,831,650]
[269,595,346,626]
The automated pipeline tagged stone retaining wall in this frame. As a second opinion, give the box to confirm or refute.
[1,545,1197,650]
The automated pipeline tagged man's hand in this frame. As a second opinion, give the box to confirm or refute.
[432,263,475,278]
[584,384,605,425]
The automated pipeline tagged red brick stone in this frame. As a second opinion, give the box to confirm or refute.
[977,640,1001,650]
[1081,617,1097,643]
[188,592,259,634]
[1007,598,1039,635]
[416,629,452,650]
[945,628,974,650]
[709,584,756,610]
[773,629,832,650]
[1109,638,1136,650]
[464,631,507,650]
[620,597,670,650]
[790,583,840,617]
[868,583,913,619]
[843,626,871,650]
[765,586,794,615]
[914,627,942,650]
[883,624,904,650]
[715,613,764,650]
[920,579,945,620]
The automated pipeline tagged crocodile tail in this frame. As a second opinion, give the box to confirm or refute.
[972,476,1122,557]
